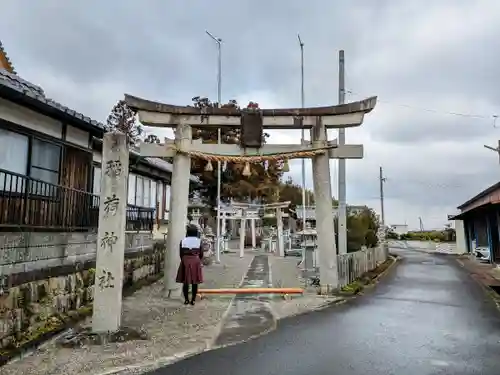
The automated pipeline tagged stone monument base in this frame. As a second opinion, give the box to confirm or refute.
[57,326,148,348]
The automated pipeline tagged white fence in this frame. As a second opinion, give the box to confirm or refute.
[337,246,388,287]
[388,240,460,254]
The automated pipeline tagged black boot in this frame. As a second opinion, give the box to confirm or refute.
[191,284,198,305]
[183,283,190,304]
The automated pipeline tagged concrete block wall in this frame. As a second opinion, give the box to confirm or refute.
[387,240,460,254]
[0,231,152,275]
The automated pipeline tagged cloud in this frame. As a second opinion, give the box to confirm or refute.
[2,0,500,230]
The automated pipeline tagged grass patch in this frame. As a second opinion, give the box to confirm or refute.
[337,256,396,296]
[339,280,365,295]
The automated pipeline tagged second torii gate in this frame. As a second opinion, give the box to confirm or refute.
[229,200,292,257]
[125,94,377,295]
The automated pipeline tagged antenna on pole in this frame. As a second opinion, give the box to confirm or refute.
[297,34,304,48]
[297,33,307,268]
[484,140,500,165]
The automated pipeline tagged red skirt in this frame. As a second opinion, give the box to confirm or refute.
[176,255,203,284]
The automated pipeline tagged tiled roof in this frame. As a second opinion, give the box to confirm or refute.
[0,41,16,74]
[0,64,198,182]
[0,68,45,97]
[144,156,200,183]
[0,68,107,131]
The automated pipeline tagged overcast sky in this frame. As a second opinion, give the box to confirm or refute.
[2,0,499,230]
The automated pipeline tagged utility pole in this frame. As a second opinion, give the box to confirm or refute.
[484,140,500,164]
[379,167,388,256]
[298,35,306,211]
[379,166,386,229]
[338,50,347,255]
[298,34,307,267]
[206,30,223,263]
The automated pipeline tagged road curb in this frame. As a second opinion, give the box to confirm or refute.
[94,347,207,375]
[208,311,278,351]
[373,255,400,283]
[269,295,346,321]
[348,255,400,296]
[455,257,500,312]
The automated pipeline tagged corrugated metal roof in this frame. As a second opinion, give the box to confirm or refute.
[457,180,500,210]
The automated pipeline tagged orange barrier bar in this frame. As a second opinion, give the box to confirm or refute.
[198,288,304,295]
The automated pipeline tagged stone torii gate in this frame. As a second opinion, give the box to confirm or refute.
[228,200,291,256]
[217,204,261,257]
[125,94,377,295]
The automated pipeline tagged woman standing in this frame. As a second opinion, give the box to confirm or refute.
[176,224,205,305]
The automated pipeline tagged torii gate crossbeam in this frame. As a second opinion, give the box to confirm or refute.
[125,94,377,296]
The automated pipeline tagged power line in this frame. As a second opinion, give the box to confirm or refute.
[347,89,498,121]
[356,178,479,190]
[384,179,474,189]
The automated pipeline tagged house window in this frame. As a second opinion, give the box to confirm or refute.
[0,129,29,192]
[126,172,160,208]
[143,178,151,207]
[157,181,164,219]
[93,166,102,195]
[136,176,144,206]
[164,184,171,220]
[150,181,157,209]
[30,139,60,184]
[128,173,136,204]
[29,139,61,195]
[165,184,171,211]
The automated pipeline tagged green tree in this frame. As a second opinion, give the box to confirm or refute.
[340,207,380,252]
[188,97,284,210]
[278,176,314,205]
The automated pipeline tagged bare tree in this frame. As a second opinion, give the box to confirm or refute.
[107,100,143,146]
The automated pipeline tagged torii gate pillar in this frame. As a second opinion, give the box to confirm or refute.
[276,208,285,257]
[250,218,256,249]
[164,124,192,296]
[311,118,338,292]
[239,211,246,258]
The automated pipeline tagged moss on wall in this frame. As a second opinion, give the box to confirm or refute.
[0,241,165,357]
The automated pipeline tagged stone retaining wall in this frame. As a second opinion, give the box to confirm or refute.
[0,231,152,275]
[0,240,164,353]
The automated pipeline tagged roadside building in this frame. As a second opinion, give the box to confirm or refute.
[449,181,500,263]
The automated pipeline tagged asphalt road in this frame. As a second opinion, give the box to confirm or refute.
[148,249,500,375]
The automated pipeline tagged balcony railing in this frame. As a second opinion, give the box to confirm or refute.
[0,168,154,232]
[126,205,155,232]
